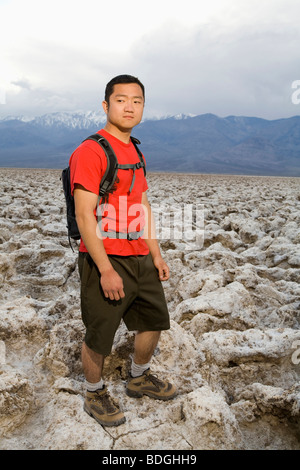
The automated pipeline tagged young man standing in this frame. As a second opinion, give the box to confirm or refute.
[70,75,176,427]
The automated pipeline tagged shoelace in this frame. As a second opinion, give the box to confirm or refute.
[144,372,165,389]
[95,390,118,414]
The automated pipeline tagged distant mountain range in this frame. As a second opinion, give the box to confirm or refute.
[0,111,299,176]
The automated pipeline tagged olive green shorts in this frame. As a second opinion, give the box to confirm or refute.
[78,252,170,355]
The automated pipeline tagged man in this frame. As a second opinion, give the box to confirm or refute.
[70,75,176,427]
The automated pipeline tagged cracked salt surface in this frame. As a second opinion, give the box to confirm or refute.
[0,169,299,449]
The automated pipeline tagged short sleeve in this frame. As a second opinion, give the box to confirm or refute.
[69,142,105,196]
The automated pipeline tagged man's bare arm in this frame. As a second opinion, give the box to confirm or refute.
[74,184,125,300]
[141,191,170,281]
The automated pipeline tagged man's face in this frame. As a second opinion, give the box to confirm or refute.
[102,83,144,132]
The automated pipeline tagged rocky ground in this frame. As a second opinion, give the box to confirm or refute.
[0,168,299,450]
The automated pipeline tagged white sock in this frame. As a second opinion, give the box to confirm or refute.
[85,378,104,392]
[131,359,151,378]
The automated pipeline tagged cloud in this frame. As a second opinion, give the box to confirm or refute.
[3,85,74,117]
[11,78,32,90]
[1,0,300,119]
[129,19,300,119]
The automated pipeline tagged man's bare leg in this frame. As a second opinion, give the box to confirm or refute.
[133,330,161,365]
[82,332,161,379]
[81,341,105,383]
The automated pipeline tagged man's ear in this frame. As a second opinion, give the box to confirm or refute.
[102,100,108,114]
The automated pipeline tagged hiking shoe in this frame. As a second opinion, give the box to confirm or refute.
[83,385,126,427]
[126,369,177,400]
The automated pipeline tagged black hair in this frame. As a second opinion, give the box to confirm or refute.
[104,74,145,103]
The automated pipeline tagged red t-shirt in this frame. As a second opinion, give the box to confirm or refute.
[69,129,149,256]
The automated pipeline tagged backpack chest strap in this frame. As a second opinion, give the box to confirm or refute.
[117,161,146,193]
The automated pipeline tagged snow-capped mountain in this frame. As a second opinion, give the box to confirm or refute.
[0,111,107,129]
[33,111,107,129]
[0,111,299,176]
[0,110,196,128]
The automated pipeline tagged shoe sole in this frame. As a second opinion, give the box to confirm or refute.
[126,388,177,401]
[84,403,126,427]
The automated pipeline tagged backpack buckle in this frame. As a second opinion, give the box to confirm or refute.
[127,229,144,241]
[135,162,143,169]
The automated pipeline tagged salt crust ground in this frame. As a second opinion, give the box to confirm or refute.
[0,169,299,450]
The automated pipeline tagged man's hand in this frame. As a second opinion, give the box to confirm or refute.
[100,267,125,301]
[152,255,170,281]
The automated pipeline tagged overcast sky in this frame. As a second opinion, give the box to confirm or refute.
[1,0,300,120]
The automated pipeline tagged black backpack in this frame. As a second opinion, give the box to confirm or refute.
[61,133,146,249]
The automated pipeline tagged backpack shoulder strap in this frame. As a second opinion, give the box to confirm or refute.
[131,136,146,177]
[82,133,119,197]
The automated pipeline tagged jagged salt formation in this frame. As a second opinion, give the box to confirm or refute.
[0,169,299,450]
